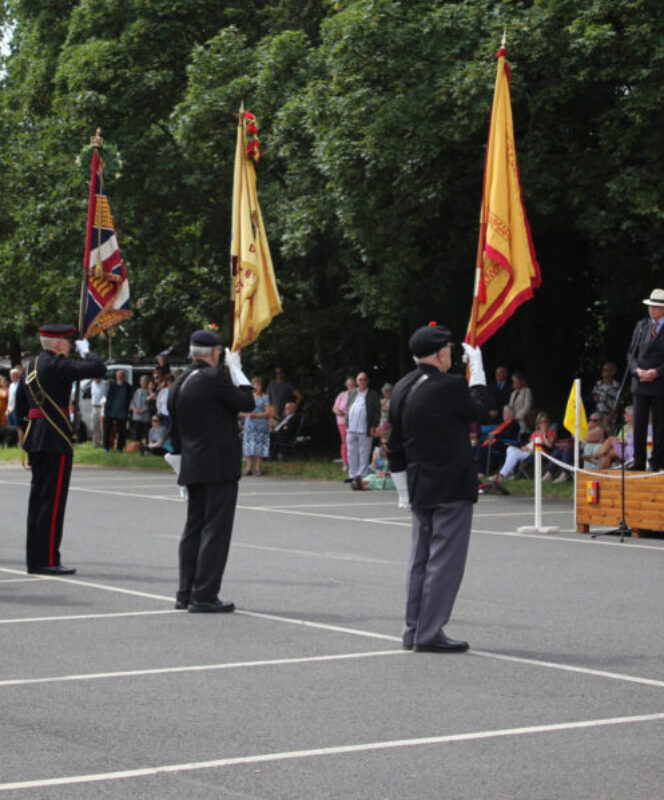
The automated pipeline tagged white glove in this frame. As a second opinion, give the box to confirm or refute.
[461,343,486,387]
[75,339,90,358]
[224,347,251,387]
[391,471,410,509]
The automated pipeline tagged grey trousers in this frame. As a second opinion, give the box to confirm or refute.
[347,431,373,479]
[403,500,473,647]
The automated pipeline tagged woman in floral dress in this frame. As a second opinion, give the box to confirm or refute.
[242,377,271,476]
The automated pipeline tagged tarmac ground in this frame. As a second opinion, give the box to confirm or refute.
[1,463,663,799]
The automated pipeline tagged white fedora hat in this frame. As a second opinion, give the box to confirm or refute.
[643,288,664,307]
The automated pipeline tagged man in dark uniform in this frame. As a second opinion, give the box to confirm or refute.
[387,323,488,653]
[168,329,255,613]
[15,324,107,575]
[627,288,664,471]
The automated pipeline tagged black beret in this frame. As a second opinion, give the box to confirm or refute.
[190,329,223,347]
[408,323,452,357]
[39,324,77,339]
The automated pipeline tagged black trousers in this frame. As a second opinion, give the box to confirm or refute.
[177,480,239,604]
[26,452,73,570]
[632,392,664,469]
[103,416,127,451]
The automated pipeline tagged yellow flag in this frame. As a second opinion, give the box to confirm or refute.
[563,381,588,440]
[467,46,541,346]
[230,106,282,351]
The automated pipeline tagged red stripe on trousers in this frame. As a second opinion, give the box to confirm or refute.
[49,455,66,566]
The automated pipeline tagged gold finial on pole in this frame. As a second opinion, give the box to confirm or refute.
[90,128,104,148]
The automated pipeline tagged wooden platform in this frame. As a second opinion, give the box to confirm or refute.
[576,470,664,536]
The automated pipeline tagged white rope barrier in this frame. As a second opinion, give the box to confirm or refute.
[541,450,664,479]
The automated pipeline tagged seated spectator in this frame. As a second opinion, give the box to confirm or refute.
[141,415,169,456]
[509,372,533,433]
[487,365,511,421]
[543,412,606,483]
[130,375,151,442]
[474,405,520,478]
[587,406,639,469]
[362,435,395,489]
[267,366,303,427]
[492,411,556,482]
[591,362,619,426]
[270,401,301,457]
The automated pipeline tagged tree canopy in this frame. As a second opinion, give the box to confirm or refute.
[2,0,664,435]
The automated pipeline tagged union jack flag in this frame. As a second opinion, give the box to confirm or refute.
[82,149,131,337]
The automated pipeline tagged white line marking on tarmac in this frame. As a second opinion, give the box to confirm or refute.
[471,650,664,689]
[0,577,44,584]
[153,535,398,565]
[0,609,179,625]
[0,649,404,688]
[2,566,663,689]
[1,712,663,792]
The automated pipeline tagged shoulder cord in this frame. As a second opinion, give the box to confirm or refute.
[400,373,430,429]
[23,353,74,454]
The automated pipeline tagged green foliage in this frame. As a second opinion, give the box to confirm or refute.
[3,0,664,439]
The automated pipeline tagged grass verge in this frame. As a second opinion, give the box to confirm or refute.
[0,444,575,496]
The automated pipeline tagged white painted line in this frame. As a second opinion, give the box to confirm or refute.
[0,649,404,688]
[0,609,179,626]
[0,577,44,585]
[258,501,402,509]
[471,528,664,551]
[1,712,663,792]
[153,535,399,566]
[470,650,664,689]
[2,564,664,690]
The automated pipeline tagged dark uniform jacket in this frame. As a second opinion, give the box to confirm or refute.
[628,318,664,397]
[387,364,488,508]
[15,350,107,453]
[168,361,255,485]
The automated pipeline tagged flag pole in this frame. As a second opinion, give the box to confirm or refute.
[229,107,244,348]
[73,128,103,440]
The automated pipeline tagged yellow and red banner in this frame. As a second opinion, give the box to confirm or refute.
[230,106,282,351]
[466,47,540,347]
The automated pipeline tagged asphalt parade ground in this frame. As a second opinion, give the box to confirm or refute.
[1,464,663,799]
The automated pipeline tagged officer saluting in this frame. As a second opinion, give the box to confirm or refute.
[168,329,255,613]
[15,324,107,575]
[388,323,488,653]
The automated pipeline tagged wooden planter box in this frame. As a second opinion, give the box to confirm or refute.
[576,470,664,536]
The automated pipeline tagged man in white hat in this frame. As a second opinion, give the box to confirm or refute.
[626,289,664,470]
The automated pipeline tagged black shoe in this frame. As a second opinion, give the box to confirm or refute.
[402,642,413,651]
[343,477,354,483]
[27,565,77,576]
[626,463,645,471]
[174,599,189,610]
[414,634,469,653]
[188,599,235,614]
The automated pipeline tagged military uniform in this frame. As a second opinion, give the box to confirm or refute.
[168,330,255,611]
[388,324,487,652]
[15,325,106,574]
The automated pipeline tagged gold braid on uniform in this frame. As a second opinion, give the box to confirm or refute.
[24,354,74,454]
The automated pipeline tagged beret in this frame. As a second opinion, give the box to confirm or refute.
[190,329,223,347]
[408,323,452,357]
[39,324,77,339]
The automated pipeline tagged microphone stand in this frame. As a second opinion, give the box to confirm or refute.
[591,363,633,542]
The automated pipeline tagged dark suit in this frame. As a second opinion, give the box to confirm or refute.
[486,379,511,421]
[627,317,664,469]
[168,361,254,604]
[388,363,487,647]
[15,349,106,570]
[103,379,133,451]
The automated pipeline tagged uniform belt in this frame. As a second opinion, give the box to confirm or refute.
[28,407,68,419]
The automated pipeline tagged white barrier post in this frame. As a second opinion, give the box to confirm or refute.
[517,441,560,534]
